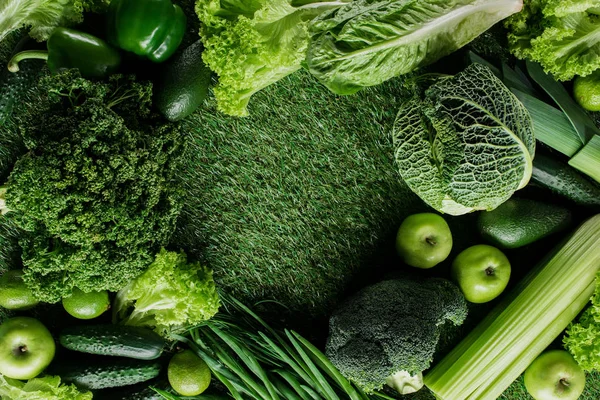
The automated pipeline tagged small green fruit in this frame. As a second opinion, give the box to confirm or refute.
[62,288,110,320]
[395,213,453,269]
[0,270,39,310]
[574,72,600,111]
[451,244,511,303]
[524,350,585,400]
[168,349,211,396]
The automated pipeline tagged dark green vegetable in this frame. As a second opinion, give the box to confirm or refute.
[59,325,165,360]
[153,39,211,121]
[107,0,186,63]
[56,357,163,390]
[477,198,572,249]
[531,153,600,209]
[4,70,186,302]
[0,35,43,127]
[8,28,121,79]
[93,380,176,400]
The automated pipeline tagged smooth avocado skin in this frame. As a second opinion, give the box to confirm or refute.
[153,39,211,121]
[477,198,572,249]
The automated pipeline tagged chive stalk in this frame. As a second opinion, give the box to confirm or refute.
[424,215,600,400]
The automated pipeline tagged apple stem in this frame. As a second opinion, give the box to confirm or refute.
[560,378,570,387]
[426,237,437,246]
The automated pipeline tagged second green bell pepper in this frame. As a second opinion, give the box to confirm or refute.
[107,0,187,63]
[7,28,121,79]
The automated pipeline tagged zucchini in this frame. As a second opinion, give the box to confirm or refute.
[60,324,165,360]
[57,357,163,390]
[531,153,600,209]
[0,35,44,126]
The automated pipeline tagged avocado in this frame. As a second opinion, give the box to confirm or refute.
[477,198,572,249]
[153,39,211,121]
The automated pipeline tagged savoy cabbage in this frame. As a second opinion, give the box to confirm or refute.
[392,63,535,215]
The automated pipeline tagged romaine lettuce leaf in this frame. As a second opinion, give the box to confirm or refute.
[392,64,535,215]
[0,0,109,43]
[306,0,523,95]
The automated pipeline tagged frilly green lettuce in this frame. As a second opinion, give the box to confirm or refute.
[113,248,220,337]
[195,0,335,117]
[0,375,92,400]
[506,0,600,80]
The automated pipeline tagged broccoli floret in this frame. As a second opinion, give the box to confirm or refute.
[325,278,468,394]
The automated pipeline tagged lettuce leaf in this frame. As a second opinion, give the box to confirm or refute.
[113,248,220,337]
[306,0,523,95]
[0,375,92,400]
[195,0,343,117]
[0,0,109,43]
[392,64,535,215]
[506,0,600,80]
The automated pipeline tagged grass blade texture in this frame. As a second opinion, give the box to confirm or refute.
[171,69,422,316]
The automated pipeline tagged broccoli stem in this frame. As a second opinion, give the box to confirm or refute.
[0,185,11,215]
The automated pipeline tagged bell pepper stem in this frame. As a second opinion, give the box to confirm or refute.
[8,50,49,73]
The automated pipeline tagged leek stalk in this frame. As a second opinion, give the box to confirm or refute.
[424,215,600,400]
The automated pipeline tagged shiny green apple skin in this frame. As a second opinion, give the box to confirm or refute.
[0,317,56,380]
[451,244,511,303]
[524,350,585,400]
[395,213,453,269]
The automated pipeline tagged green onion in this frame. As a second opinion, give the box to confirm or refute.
[424,215,600,400]
[570,135,600,184]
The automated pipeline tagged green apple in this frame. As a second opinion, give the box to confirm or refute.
[0,317,56,380]
[524,350,585,400]
[451,244,511,303]
[395,213,453,269]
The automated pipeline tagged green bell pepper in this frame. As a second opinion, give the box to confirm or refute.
[107,0,186,63]
[7,28,121,79]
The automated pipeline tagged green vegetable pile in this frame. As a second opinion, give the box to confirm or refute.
[3,70,186,302]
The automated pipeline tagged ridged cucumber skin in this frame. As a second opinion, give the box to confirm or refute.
[58,357,163,390]
[60,324,165,360]
[531,153,600,209]
[153,39,211,121]
[93,379,174,400]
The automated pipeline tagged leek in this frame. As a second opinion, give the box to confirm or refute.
[569,135,600,184]
[424,214,600,400]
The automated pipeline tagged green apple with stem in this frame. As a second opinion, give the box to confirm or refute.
[0,317,56,380]
[451,244,511,303]
[395,213,453,269]
[524,350,585,400]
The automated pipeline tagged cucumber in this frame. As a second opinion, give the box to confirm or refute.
[477,198,572,248]
[93,379,175,400]
[0,35,44,126]
[60,324,165,360]
[153,39,211,121]
[531,153,600,209]
[57,357,163,390]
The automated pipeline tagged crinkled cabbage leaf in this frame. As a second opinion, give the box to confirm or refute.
[306,0,523,95]
[392,64,535,215]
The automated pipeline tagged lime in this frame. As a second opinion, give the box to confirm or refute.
[0,270,39,310]
[573,72,600,111]
[168,349,211,396]
[62,288,110,319]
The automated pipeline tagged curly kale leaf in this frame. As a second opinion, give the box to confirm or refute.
[5,70,186,302]
[392,63,535,215]
[326,278,468,394]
